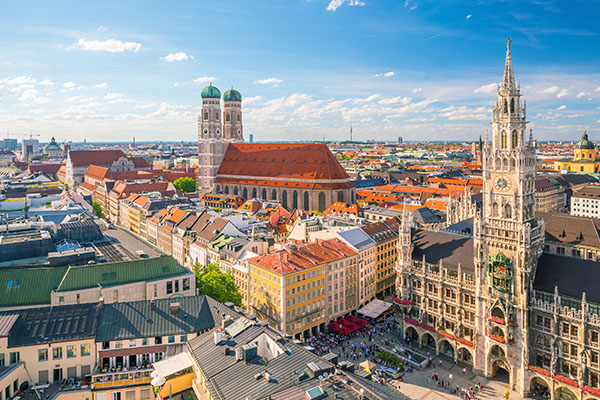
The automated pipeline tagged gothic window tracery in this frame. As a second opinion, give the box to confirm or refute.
[501,131,507,149]
[511,130,518,148]
[504,203,512,219]
[503,100,508,114]
[510,98,515,113]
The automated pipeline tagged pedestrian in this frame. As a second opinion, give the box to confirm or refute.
[439,359,442,367]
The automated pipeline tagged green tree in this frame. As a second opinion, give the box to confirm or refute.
[92,201,104,219]
[173,177,197,193]
[193,263,242,307]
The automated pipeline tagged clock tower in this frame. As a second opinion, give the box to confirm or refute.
[473,39,544,392]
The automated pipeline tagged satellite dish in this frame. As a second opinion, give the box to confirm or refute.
[323,372,329,378]
[151,377,166,386]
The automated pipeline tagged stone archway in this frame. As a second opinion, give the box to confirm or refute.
[490,358,510,384]
[555,386,578,400]
[438,339,455,359]
[457,347,473,364]
[421,332,436,350]
[405,326,418,341]
[529,376,550,399]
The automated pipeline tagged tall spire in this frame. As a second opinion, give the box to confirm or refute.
[502,38,516,90]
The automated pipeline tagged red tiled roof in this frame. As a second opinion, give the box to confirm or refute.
[69,150,126,167]
[216,143,351,189]
[28,163,63,174]
[323,202,362,217]
[79,181,97,192]
[86,165,113,182]
[109,181,174,199]
[130,157,150,168]
[249,238,357,275]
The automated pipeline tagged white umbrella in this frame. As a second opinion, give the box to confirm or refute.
[151,377,166,387]
[150,371,159,378]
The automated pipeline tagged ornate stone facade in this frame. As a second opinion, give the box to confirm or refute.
[395,40,600,400]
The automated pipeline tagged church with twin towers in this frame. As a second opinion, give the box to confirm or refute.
[196,84,355,210]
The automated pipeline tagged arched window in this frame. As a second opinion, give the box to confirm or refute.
[503,100,508,113]
[243,187,248,199]
[271,189,277,200]
[511,130,518,148]
[224,186,229,194]
[492,202,499,217]
[237,114,240,121]
[500,131,507,149]
[337,191,344,202]
[282,190,288,209]
[510,158,515,168]
[226,113,230,122]
[318,192,326,212]
[303,192,310,211]
[504,204,512,219]
[234,187,238,196]
[261,189,267,200]
[215,112,219,120]
[204,112,208,120]
[252,188,257,199]
[510,98,515,113]
[293,191,298,210]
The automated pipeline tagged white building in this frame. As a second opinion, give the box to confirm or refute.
[571,185,600,218]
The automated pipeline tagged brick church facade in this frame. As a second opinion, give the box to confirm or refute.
[197,84,355,212]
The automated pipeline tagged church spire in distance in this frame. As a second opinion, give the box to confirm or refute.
[501,38,517,90]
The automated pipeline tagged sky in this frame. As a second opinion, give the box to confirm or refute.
[0,0,599,143]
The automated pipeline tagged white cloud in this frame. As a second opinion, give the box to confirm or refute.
[466,14,472,19]
[596,87,600,92]
[174,82,179,87]
[193,76,217,85]
[134,103,156,109]
[473,83,497,94]
[412,88,423,94]
[326,0,365,12]
[97,26,108,33]
[62,82,76,89]
[558,104,567,110]
[556,88,569,98]
[379,96,411,106]
[404,0,417,10]
[542,86,560,94]
[243,96,262,105]
[18,89,50,105]
[577,91,586,99]
[161,52,192,62]
[92,83,108,89]
[373,71,395,78]
[254,77,283,85]
[104,92,127,104]
[0,76,37,86]
[38,79,54,87]
[74,38,142,53]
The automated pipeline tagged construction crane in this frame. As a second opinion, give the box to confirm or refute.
[4,131,40,139]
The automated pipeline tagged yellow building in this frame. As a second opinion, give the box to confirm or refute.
[248,242,338,340]
[554,131,600,173]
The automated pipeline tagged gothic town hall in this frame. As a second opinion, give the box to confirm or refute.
[395,40,600,400]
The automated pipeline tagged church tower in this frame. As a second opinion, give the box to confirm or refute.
[223,87,244,142]
[198,84,226,193]
[473,39,544,392]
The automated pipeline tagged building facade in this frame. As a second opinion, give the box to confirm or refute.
[395,40,600,400]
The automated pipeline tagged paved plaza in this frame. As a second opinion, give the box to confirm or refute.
[308,322,528,400]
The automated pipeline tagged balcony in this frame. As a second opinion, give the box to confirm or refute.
[91,368,152,389]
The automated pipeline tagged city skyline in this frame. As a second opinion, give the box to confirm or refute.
[0,0,598,143]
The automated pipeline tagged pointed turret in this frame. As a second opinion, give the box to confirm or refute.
[501,38,516,90]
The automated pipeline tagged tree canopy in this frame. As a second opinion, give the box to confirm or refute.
[92,201,104,219]
[173,177,197,193]
[193,263,242,307]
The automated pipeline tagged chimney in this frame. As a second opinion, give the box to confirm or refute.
[150,300,155,310]
[98,297,104,308]
[170,302,180,314]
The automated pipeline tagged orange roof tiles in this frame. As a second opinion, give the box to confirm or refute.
[216,143,352,189]
[323,202,362,217]
[69,150,126,167]
[249,238,357,275]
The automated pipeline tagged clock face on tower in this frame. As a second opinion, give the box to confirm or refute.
[494,176,512,191]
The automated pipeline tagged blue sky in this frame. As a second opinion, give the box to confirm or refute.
[0,0,598,143]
